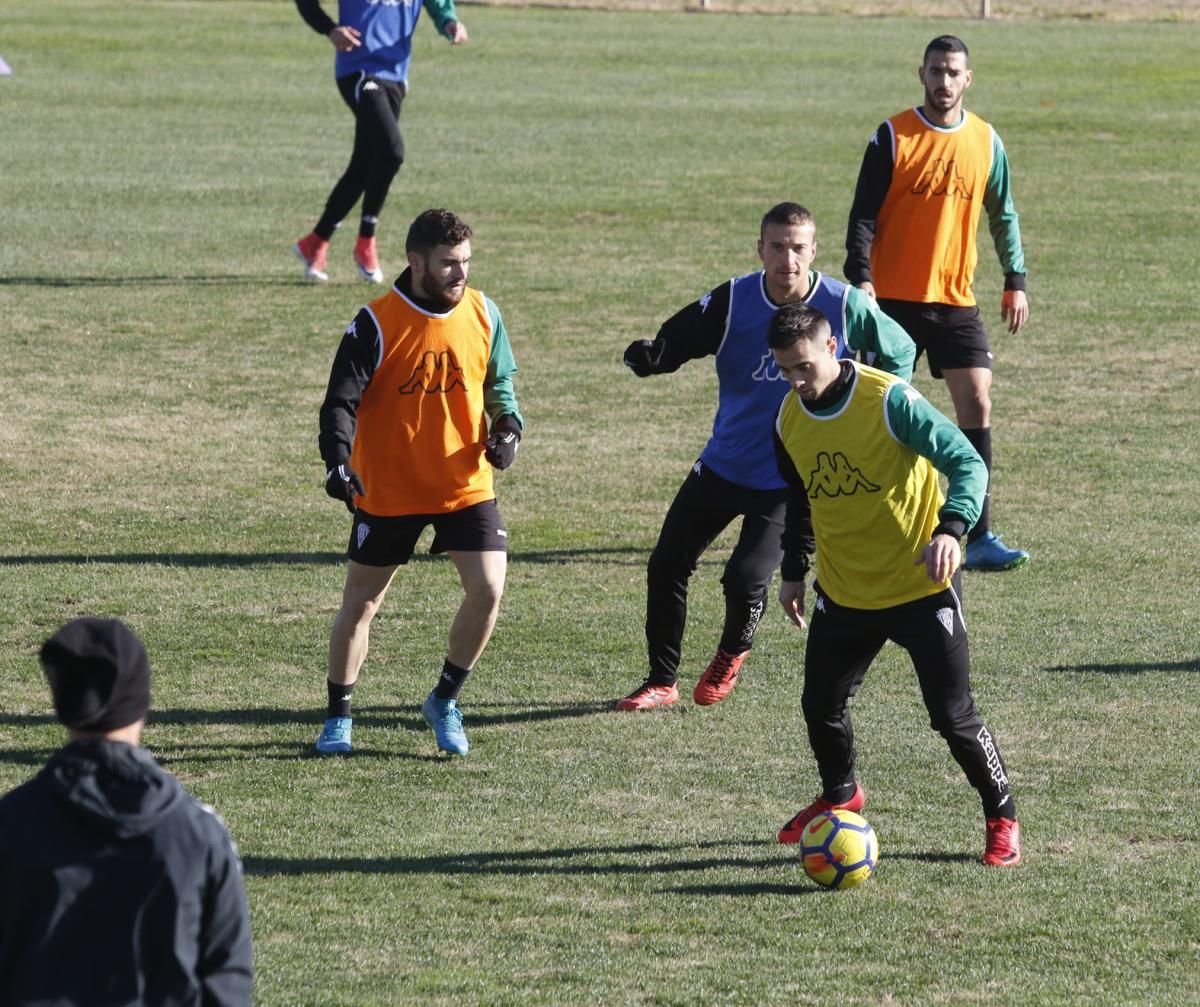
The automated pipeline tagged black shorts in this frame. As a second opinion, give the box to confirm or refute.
[877,299,992,379]
[347,500,507,567]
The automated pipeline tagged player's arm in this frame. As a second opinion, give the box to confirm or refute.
[294,0,337,35]
[196,820,254,1007]
[842,286,916,380]
[295,0,361,52]
[983,130,1029,333]
[843,123,894,294]
[623,280,732,377]
[483,298,522,469]
[773,418,815,630]
[885,382,987,579]
[423,0,468,43]
[318,310,380,509]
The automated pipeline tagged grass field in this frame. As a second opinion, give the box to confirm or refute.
[1,2,1199,1004]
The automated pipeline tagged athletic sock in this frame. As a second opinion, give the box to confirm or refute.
[433,659,472,701]
[961,426,992,543]
[359,214,378,240]
[327,679,354,719]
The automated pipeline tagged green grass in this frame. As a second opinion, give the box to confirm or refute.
[2,2,1199,1004]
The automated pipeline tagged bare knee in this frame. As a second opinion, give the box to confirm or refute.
[464,576,504,616]
[947,370,992,428]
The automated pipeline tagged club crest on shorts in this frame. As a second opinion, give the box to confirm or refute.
[356,522,371,550]
[936,607,955,636]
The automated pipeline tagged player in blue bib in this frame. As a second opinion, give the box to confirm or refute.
[293,0,468,284]
[617,203,917,712]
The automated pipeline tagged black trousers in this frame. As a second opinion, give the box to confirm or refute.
[645,461,786,684]
[802,575,1015,819]
[315,73,406,240]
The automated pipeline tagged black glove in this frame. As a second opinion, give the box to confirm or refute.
[325,462,365,514]
[623,339,663,377]
[484,415,521,470]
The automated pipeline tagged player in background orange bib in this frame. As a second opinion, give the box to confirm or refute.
[315,209,522,757]
[844,35,1030,572]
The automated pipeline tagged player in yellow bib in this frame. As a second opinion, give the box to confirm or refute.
[845,35,1030,572]
[769,302,1020,867]
[315,209,523,757]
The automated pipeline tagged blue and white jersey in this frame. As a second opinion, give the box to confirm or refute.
[699,270,852,490]
[335,0,425,84]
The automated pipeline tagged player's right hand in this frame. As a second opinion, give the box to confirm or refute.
[328,26,362,52]
[623,339,662,377]
[325,463,365,514]
[778,580,808,631]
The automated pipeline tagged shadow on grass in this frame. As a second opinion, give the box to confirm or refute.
[884,850,977,865]
[155,743,444,765]
[242,837,790,880]
[658,882,816,897]
[1046,659,1200,674]
[0,274,310,288]
[0,747,59,767]
[0,701,615,765]
[0,552,346,568]
[0,547,648,569]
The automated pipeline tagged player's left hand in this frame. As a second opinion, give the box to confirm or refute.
[778,580,808,630]
[325,462,365,515]
[444,19,469,44]
[917,533,960,584]
[484,415,521,469]
[1001,289,1029,334]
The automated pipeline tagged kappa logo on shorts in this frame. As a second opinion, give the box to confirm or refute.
[935,607,955,636]
[399,350,466,395]
[497,529,507,538]
[805,451,880,498]
[356,522,371,550]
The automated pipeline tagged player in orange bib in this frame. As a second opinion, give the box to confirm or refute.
[315,209,523,757]
[844,35,1030,572]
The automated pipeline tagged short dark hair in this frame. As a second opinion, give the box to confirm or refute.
[767,302,832,350]
[760,202,815,239]
[406,209,473,255]
[924,35,969,65]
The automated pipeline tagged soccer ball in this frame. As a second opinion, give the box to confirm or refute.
[799,809,879,889]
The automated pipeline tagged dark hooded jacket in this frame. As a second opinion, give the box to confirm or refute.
[0,739,253,1006]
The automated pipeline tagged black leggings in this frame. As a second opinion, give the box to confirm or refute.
[315,73,406,240]
[802,575,1015,819]
[645,461,785,684]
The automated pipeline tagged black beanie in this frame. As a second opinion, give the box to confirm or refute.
[40,617,152,732]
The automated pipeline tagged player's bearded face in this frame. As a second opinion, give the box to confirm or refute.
[919,52,971,116]
[417,241,471,308]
